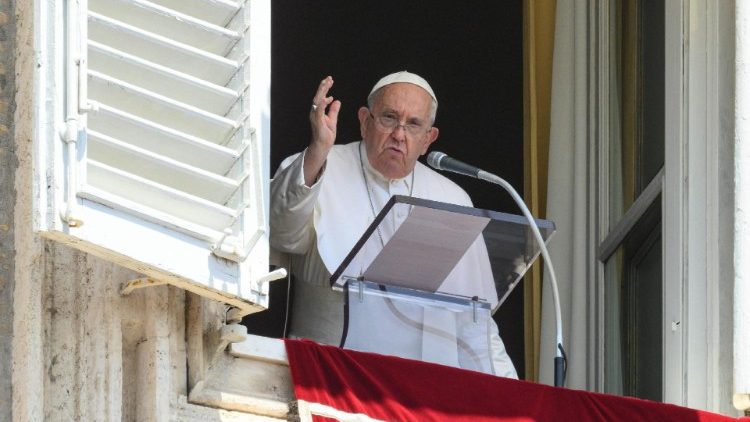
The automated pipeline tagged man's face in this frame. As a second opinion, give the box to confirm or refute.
[358,83,439,179]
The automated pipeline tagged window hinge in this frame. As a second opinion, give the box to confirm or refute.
[59,119,84,227]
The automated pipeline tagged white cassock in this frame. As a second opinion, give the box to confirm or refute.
[270,141,517,378]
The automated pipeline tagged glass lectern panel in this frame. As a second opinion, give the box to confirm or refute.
[343,278,493,374]
[330,195,556,309]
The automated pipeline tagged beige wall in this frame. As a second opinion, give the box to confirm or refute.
[0,1,16,419]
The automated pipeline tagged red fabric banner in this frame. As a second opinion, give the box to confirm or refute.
[285,338,746,422]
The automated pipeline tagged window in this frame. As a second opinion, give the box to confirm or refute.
[34,0,277,314]
[599,0,665,401]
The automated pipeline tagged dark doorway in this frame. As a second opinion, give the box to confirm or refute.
[246,1,525,377]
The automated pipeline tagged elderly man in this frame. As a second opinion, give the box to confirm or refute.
[270,71,517,378]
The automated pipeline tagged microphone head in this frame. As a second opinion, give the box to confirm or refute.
[426,151,447,170]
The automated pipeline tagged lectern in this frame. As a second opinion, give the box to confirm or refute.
[330,195,555,374]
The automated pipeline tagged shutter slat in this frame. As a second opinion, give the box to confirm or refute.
[88,41,239,115]
[88,11,239,85]
[88,104,240,175]
[87,160,238,230]
[147,0,241,27]
[88,130,240,205]
[88,70,239,142]
[79,186,224,242]
[90,0,241,56]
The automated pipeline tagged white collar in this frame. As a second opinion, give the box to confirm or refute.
[359,141,414,190]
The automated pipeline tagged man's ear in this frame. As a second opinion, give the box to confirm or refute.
[420,127,439,155]
[357,107,371,139]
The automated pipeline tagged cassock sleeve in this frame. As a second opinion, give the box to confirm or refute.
[269,149,326,255]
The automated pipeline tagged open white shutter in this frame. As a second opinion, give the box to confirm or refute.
[35,0,278,315]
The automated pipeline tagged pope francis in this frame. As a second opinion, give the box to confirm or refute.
[269,71,518,378]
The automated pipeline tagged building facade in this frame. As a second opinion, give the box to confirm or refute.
[1,0,748,420]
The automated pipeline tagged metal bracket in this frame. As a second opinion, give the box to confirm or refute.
[472,296,479,323]
[250,267,287,296]
[223,267,286,323]
[120,277,168,296]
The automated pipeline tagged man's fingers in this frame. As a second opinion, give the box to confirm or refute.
[312,76,334,111]
[308,76,339,144]
[311,97,334,116]
[327,100,341,127]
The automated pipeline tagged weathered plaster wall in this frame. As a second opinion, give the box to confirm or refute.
[12,0,45,417]
[0,0,16,419]
[40,243,170,421]
[13,237,278,421]
[12,0,46,417]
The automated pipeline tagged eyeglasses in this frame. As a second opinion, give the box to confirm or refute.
[369,112,430,137]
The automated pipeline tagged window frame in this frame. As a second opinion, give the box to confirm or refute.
[592,0,732,410]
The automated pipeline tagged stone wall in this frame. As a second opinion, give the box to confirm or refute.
[0,0,15,419]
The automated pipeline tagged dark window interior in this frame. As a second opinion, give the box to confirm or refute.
[244,1,525,377]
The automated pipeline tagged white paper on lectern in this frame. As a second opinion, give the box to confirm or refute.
[363,206,491,292]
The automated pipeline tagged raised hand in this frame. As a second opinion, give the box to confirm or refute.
[304,76,341,186]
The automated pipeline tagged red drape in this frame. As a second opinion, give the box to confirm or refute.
[285,338,747,422]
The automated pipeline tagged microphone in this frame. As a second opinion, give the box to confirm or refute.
[426,151,482,178]
[427,150,567,387]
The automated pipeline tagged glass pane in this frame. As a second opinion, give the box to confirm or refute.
[627,233,662,400]
[330,196,555,309]
[603,200,662,400]
[603,248,624,395]
[639,0,665,185]
[343,278,494,374]
[608,0,665,226]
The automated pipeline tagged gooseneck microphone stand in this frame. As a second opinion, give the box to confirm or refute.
[427,151,566,387]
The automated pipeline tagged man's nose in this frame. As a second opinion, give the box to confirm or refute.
[390,125,407,142]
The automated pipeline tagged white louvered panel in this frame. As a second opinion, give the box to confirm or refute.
[87,130,240,205]
[88,11,238,85]
[88,41,239,115]
[36,0,274,316]
[87,105,241,175]
[147,0,241,28]
[83,0,262,260]
[88,70,239,141]
[90,0,241,56]
[87,160,237,231]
